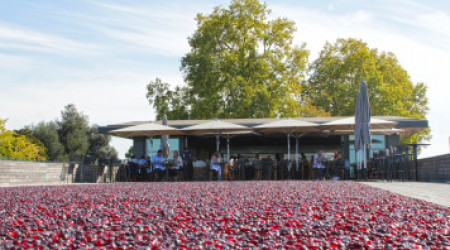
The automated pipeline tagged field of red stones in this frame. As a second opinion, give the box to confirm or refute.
[1,181,449,249]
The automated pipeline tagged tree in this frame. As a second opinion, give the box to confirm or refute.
[125,145,134,159]
[0,118,47,161]
[87,125,118,160]
[57,104,90,156]
[307,38,430,143]
[146,78,190,120]
[147,0,326,119]
[29,121,66,161]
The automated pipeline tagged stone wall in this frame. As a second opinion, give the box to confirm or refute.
[412,154,450,182]
[0,160,124,187]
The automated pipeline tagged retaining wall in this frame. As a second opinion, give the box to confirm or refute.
[414,154,450,182]
[0,160,123,187]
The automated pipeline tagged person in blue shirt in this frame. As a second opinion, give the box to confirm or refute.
[152,149,166,181]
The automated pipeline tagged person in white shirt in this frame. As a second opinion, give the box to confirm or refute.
[152,150,166,181]
[210,152,222,180]
[168,150,183,180]
[171,150,183,170]
[313,149,326,180]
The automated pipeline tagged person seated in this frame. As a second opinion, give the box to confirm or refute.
[210,152,222,180]
[152,150,166,181]
[137,155,147,178]
[313,149,327,180]
[128,155,139,181]
[169,150,183,180]
[142,156,151,179]
[332,149,346,180]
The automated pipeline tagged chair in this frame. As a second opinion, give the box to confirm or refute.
[261,158,273,180]
[254,162,262,180]
[225,162,237,181]
[192,160,206,181]
[278,160,290,180]
[207,162,222,181]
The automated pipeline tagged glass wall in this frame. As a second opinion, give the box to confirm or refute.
[145,137,180,157]
[349,134,386,165]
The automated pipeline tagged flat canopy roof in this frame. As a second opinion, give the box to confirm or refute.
[101,116,428,138]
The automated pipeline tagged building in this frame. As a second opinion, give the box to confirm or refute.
[100,116,428,166]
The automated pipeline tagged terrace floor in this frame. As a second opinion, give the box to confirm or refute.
[362,181,450,207]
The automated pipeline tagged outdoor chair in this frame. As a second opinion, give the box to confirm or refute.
[261,159,273,180]
[254,163,262,180]
[277,160,290,180]
[207,162,221,181]
[224,163,237,181]
[192,160,206,181]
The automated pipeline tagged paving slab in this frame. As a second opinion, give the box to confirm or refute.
[362,181,450,207]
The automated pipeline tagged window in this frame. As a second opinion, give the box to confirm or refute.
[145,137,180,156]
[349,135,385,165]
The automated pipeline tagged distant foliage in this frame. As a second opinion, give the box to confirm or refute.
[58,104,90,157]
[18,104,119,162]
[125,146,134,159]
[0,118,47,161]
[30,121,66,161]
[87,125,118,160]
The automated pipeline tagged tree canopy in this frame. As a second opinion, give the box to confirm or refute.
[87,125,118,160]
[58,104,90,157]
[307,38,429,143]
[26,104,119,161]
[147,0,325,119]
[30,121,65,161]
[145,1,429,144]
[0,118,47,161]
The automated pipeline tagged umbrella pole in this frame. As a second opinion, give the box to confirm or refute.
[150,136,153,157]
[287,133,291,179]
[295,135,298,168]
[227,135,230,163]
[216,134,220,152]
[364,144,367,179]
[355,147,359,180]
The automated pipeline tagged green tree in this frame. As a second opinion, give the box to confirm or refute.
[146,78,190,120]
[307,38,430,143]
[87,125,118,160]
[125,145,134,159]
[0,118,47,161]
[29,121,66,161]
[147,0,325,119]
[58,104,90,156]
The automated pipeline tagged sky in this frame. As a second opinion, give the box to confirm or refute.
[1,0,449,158]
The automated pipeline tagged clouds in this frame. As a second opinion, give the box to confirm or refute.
[0,22,101,56]
[0,0,449,158]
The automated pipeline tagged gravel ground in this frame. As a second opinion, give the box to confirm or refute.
[1,181,449,248]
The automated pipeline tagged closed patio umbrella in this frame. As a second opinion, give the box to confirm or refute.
[355,80,371,179]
